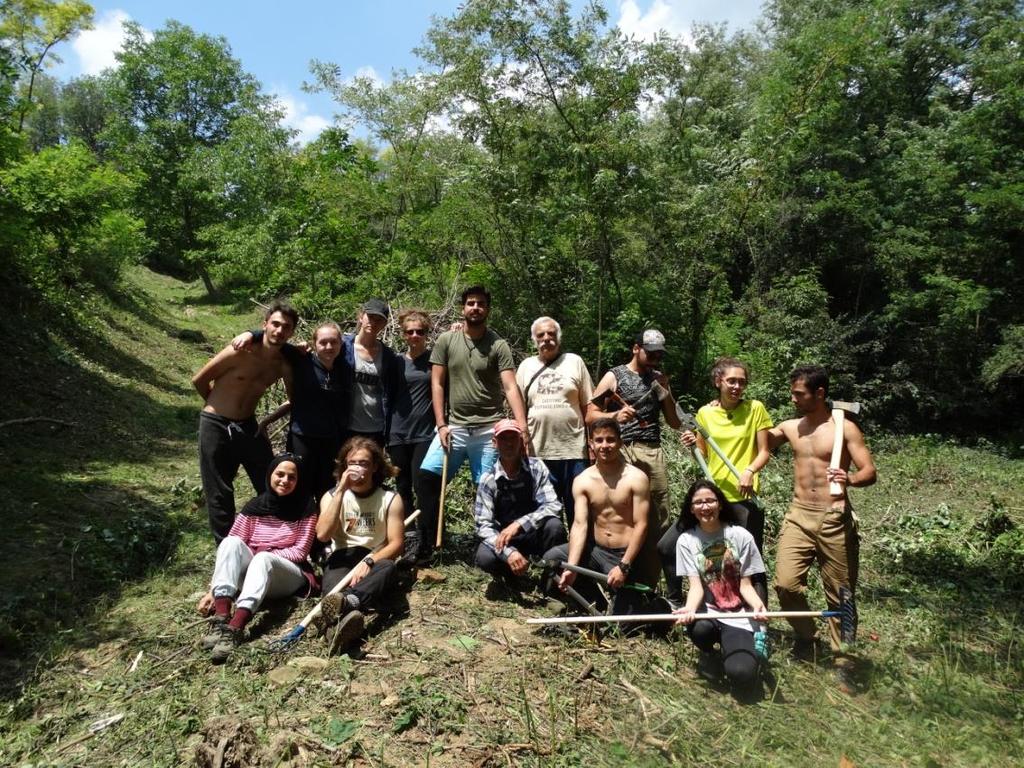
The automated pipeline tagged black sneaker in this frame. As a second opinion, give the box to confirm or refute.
[327,610,365,657]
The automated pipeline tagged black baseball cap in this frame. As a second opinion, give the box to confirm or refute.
[362,298,390,318]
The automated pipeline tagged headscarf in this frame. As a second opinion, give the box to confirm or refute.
[238,453,316,522]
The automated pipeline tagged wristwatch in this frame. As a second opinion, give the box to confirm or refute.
[362,555,375,568]
[617,560,631,575]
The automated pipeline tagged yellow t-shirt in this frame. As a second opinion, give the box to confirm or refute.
[696,400,773,502]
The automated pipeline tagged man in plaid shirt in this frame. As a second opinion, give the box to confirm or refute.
[473,419,567,588]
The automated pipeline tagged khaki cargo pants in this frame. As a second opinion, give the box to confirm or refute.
[774,499,860,657]
[621,441,669,588]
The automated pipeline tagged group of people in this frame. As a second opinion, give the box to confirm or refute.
[190,286,876,696]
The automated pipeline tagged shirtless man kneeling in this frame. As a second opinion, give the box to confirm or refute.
[192,301,298,543]
[768,365,876,692]
[544,417,650,613]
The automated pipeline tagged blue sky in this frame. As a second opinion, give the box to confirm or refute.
[54,1,764,143]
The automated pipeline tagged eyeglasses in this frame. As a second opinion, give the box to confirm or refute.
[692,499,719,507]
[404,328,426,336]
[347,460,372,468]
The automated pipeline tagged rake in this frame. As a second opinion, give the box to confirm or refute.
[268,508,420,652]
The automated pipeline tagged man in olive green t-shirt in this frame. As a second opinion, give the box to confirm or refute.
[413,285,528,564]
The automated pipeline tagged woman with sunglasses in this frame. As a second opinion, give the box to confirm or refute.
[386,310,435,522]
[673,479,767,693]
[314,437,406,656]
[660,357,773,606]
[201,453,318,663]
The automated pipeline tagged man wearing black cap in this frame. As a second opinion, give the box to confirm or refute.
[587,329,681,587]
[341,299,403,446]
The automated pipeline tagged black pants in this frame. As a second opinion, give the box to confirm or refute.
[198,412,272,542]
[288,431,342,500]
[687,618,760,689]
[387,440,431,518]
[322,547,397,610]
[475,516,567,577]
[658,500,768,605]
[543,542,646,614]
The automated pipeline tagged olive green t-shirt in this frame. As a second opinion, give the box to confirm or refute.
[431,329,515,427]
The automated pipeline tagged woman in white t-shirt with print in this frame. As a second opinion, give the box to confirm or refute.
[674,479,767,693]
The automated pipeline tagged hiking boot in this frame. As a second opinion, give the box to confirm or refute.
[199,616,228,650]
[834,664,858,695]
[313,592,346,634]
[792,637,819,663]
[327,610,365,657]
[209,626,241,664]
[696,651,725,683]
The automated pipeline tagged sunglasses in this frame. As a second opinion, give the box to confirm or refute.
[404,328,427,336]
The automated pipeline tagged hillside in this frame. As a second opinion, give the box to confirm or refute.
[1,268,1022,767]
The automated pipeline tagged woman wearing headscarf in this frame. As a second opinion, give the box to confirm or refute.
[201,453,318,663]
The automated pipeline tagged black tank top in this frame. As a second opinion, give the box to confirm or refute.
[611,365,660,445]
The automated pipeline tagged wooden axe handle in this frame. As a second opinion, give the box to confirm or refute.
[829,408,845,497]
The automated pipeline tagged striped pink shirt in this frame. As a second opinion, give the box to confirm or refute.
[227,514,317,563]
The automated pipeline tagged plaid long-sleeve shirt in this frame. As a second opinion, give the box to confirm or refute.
[474,457,562,562]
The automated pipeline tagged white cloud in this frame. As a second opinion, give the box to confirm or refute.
[273,89,330,145]
[616,0,763,44]
[617,0,692,43]
[71,9,147,76]
[352,65,385,87]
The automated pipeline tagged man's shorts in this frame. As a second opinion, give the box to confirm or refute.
[419,423,498,484]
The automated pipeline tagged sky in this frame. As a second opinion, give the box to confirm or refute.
[52,1,765,144]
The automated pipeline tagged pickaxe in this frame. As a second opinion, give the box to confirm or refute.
[828,400,862,497]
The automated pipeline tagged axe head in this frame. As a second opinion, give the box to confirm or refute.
[830,400,862,416]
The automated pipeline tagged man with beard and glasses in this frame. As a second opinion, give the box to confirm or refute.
[413,286,528,565]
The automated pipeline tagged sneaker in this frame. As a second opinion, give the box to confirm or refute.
[209,626,241,664]
[327,610,365,657]
[199,616,228,650]
[696,651,725,683]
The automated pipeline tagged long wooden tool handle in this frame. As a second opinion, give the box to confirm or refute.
[829,409,845,496]
[435,451,449,549]
[299,509,420,630]
[527,609,839,626]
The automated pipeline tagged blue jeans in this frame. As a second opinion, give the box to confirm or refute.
[542,458,588,525]
[419,424,498,484]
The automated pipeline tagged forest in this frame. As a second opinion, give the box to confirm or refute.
[3,0,1022,431]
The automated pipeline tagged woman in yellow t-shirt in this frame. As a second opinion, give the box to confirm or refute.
[659,358,773,606]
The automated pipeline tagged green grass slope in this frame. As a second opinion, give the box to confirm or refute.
[1,269,1022,767]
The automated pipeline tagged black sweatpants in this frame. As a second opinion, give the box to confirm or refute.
[543,541,647,614]
[198,412,272,542]
[322,547,398,610]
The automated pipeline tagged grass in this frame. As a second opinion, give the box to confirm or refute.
[2,267,1023,766]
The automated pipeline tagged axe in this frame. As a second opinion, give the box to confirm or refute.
[828,400,862,497]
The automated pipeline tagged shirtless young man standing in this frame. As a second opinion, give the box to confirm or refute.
[192,302,298,542]
[544,418,651,612]
[768,365,876,689]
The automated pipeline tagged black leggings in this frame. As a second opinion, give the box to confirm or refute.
[387,440,431,518]
[687,618,760,689]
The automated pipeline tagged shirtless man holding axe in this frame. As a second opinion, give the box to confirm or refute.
[768,365,876,692]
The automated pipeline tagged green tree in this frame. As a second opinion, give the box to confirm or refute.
[105,20,277,294]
